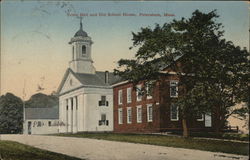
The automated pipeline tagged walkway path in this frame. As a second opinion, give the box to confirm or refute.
[1,134,248,160]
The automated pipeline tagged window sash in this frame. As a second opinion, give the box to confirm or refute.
[136,85,142,101]
[37,121,42,127]
[118,90,123,105]
[99,96,108,106]
[127,88,132,103]
[147,104,153,122]
[137,106,142,123]
[197,113,204,121]
[171,104,179,121]
[99,120,109,126]
[118,108,123,124]
[170,81,178,97]
[127,107,132,124]
[101,96,106,102]
[82,45,86,55]
[101,114,106,121]
[146,83,153,99]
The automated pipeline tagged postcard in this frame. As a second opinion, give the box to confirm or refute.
[0,1,249,160]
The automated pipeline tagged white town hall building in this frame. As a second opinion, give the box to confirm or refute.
[57,21,119,133]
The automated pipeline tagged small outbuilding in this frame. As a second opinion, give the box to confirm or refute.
[23,107,59,135]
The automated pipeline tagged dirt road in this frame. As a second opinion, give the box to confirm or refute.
[1,134,248,160]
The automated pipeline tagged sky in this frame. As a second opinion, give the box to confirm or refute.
[0,1,249,100]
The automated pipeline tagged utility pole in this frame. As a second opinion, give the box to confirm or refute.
[22,80,26,134]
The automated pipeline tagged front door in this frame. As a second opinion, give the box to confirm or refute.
[205,114,212,127]
[28,121,32,134]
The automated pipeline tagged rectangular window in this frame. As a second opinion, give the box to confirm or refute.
[127,88,132,103]
[32,122,36,127]
[118,108,123,124]
[101,114,106,121]
[99,114,108,126]
[171,104,179,121]
[146,83,153,99]
[99,95,108,106]
[197,113,204,121]
[118,90,123,105]
[137,106,142,123]
[48,121,52,127]
[136,85,142,101]
[127,107,132,124]
[205,113,212,127]
[37,121,42,127]
[101,96,106,102]
[147,104,153,122]
[170,81,178,97]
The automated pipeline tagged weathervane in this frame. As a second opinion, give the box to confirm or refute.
[80,17,83,29]
[77,16,83,30]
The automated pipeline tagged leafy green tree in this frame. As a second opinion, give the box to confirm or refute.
[115,10,249,137]
[25,93,58,108]
[0,93,23,134]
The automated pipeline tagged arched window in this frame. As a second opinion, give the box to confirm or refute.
[72,46,74,59]
[82,45,86,55]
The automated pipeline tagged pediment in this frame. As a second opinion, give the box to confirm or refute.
[59,71,82,94]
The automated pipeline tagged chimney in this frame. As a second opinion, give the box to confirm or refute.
[105,71,109,84]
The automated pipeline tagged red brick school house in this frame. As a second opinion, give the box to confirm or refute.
[112,64,214,133]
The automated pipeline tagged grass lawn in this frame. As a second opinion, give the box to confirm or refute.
[0,140,82,160]
[56,132,249,156]
[172,131,249,142]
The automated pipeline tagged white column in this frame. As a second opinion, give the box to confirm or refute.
[59,98,64,133]
[65,99,68,133]
[73,96,77,133]
[83,94,88,131]
[68,98,72,133]
[78,94,84,131]
[76,43,80,58]
[75,96,78,132]
[71,98,74,132]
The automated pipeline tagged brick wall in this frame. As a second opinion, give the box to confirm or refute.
[158,75,215,132]
[113,82,161,133]
[113,74,215,133]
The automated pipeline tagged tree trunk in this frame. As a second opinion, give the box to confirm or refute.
[215,117,223,137]
[214,105,223,136]
[215,122,220,134]
[182,118,189,138]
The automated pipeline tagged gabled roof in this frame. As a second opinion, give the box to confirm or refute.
[95,71,122,85]
[57,68,121,94]
[111,55,183,86]
[159,55,183,71]
[25,107,59,120]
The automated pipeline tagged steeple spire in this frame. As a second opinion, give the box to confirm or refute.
[69,19,95,74]
[72,17,88,38]
[80,17,83,30]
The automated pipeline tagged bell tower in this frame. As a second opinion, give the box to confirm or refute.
[69,18,96,74]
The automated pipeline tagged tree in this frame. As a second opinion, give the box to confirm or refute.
[0,93,23,134]
[25,93,58,108]
[114,10,249,137]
